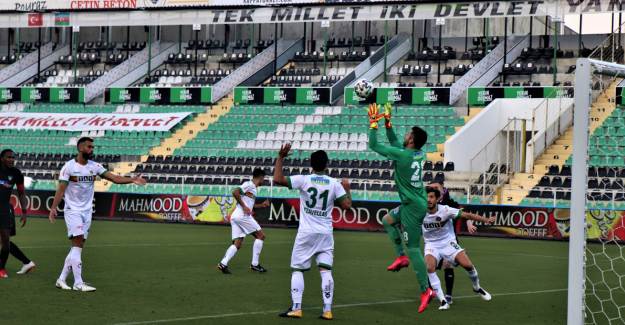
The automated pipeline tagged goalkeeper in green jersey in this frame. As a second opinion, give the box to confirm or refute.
[367,102,434,314]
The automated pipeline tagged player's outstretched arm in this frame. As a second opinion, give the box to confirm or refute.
[367,103,406,160]
[273,143,291,187]
[232,188,252,215]
[48,181,67,223]
[254,200,270,209]
[460,211,496,225]
[383,103,402,148]
[101,172,147,185]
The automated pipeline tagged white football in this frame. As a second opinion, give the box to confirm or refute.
[354,78,373,100]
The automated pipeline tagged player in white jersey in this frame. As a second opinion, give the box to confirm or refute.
[217,168,270,274]
[422,187,495,310]
[48,137,146,292]
[273,144,351,321]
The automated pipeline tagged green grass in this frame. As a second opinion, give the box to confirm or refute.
[0,218,572,325]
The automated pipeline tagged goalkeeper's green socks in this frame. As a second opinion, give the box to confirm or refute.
[407,247,430,292]
[382,218,405,257]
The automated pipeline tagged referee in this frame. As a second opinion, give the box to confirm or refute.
[0,149,35,278]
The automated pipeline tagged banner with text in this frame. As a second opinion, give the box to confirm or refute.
[467,86,574,106]
[9,1,625,22]
[0,112,190,131]
[344,87,450,105]
[234,87,331,105]
[12,191,625,242]
[105,87,213,105]
[0,87,85,103]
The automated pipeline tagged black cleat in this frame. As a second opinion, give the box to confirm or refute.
[217,263,231,274]
[250,264,267,273]
[445,295,453,305]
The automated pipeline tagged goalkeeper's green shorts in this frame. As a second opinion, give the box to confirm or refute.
[389,202,427,249]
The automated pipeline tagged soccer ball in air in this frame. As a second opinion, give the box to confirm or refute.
[354,78,373,100]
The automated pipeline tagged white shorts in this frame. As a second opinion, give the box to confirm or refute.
[230,216,261,240]
[290,232,334,271]
[424,240,465,264]
[64,209,92,239]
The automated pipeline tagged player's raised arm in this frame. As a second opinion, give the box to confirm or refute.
[382,103,402,148]
[459,211,496,225]
[368,104,406,160]
[273,143,291,187]
[101,171,147,185]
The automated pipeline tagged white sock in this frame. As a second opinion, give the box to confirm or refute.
[428,272,446,302]
[467,267,480,291]
[220,245,238,266]
[291,271,304,310]
[69,247,83,285]
[58,249,72,282]
[251,239,263,266]
[320,270,334,312]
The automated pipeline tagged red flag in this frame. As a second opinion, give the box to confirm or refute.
[28,13,43,27]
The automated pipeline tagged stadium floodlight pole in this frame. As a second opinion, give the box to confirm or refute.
[37,27,41,81]
[384,20,388,83]
[147,26,152,80]
[553,20,558,85]
[273,23,278,74]
[578,15,582,55]
[72,30,77,81]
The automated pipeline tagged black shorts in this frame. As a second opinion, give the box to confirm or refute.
[0,211,16,237]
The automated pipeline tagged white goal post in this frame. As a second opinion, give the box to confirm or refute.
[569,58,625,325]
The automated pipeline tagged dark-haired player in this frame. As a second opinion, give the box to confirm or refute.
[49,137,146,292]
[0,149,35,278]
[218,168,270,274]
[367,102,434,313]
[422,187,494,310]
[274,145,352,320]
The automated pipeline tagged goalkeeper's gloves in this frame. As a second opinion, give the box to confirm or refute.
[383,102,393,129]
[367,103,383,129]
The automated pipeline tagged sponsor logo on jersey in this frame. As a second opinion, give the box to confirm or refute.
[423,220,448,229]
[69,175,97,182]
[311,176,329,186]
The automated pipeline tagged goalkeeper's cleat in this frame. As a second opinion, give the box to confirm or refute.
[217,263,231,274]
[386,255,410,272]
[16,261,36,275]
[438,300,450,310]
[72,283,96,292]
[418,288,435,313]
[250,264,267,273]
[279,308,302,318]
[55,279,71,290]
[319,311,333,320]
[474,287,492,301]
[445,295,453,305]
[0,269,8,278]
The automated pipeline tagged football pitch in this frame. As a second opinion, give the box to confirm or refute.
[1,218,568,325]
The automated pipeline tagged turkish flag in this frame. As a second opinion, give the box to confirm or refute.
[28,13,43,27]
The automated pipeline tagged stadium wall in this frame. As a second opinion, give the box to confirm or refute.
[10,190,624,243]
